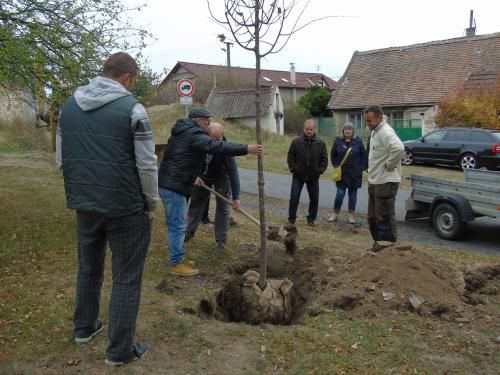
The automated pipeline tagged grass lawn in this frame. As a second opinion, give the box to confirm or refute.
[0,127,498,374]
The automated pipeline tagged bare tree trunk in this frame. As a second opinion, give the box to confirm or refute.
[254,2,267,290]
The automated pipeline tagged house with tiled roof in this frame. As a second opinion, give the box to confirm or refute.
[161,61,336,104]
[328,32,500,139]
[206,86,284,134]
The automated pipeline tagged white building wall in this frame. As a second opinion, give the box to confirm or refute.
[422,106,439,135]
[0,87,37,124]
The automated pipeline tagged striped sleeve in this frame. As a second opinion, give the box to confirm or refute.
[131,103,159,211]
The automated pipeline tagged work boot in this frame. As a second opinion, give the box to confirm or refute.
[170,261,199,276]
[216,239,227,250]
[327,212,338,222]
[367,242,396,253]
[348,211,356,224]
[184,231,195,242]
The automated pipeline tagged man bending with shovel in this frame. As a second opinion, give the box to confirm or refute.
[185,122,240,250]
[158,108,262,276]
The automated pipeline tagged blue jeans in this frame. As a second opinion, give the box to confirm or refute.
[288,176,319,223]
[159,187,188,266]
[333,185,358,212]
[74,209,151,362]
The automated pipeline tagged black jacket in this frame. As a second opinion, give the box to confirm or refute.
[204,137,240,200]
[287,134,328,181]
[158,118,248,197]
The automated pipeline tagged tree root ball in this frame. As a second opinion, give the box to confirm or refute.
[199,270,294,325]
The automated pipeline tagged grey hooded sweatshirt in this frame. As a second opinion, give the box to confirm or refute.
[56,76,158,212]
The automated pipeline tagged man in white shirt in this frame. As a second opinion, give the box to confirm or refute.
[364,105,404,252]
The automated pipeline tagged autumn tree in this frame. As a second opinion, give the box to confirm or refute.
[0,0,152,148]
[435,84,500,129]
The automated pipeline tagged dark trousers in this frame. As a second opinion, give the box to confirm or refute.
[187,176,231,242]
[288,176,319,223]
[367,182,399,242]
[74,210,151,362]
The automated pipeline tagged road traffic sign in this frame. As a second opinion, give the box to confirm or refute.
[176,79,195,97]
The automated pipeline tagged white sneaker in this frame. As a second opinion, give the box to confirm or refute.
[327,212,338,222]
[348,212,356,224]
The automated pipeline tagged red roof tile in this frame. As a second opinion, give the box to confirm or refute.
[329,32,500,110]
[163,62,336,90]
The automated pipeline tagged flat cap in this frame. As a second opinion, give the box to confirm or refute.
[188,108,212,119]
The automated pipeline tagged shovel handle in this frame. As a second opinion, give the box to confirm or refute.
[200,182,261,227]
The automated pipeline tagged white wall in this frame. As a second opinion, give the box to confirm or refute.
[0,87,37,124]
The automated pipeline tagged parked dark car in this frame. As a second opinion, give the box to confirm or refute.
[402,127,500,170]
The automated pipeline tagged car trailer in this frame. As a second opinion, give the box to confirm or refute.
[405,169,500,240]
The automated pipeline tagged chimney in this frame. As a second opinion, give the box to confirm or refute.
[290,62,296,103]
[465,10,476,37]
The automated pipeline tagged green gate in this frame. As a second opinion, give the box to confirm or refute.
[318,116,335,138]
[393,119,422,141]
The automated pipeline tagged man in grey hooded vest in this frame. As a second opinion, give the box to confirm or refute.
[56,52,158,366]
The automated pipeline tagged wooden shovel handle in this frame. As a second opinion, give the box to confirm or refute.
[199,182,261,227]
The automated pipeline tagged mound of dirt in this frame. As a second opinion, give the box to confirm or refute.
[317,247,472,319]
[198,226,498,324]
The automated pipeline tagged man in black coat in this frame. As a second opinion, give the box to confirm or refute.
[287,119,328,225]
[185,122,240,250]
[158,108,262,276]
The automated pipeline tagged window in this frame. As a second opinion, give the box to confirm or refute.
[424,130,446,142]
[262,76,272,82]
[469,131,493,143]
[386,111,404,127]
[349,113,363,129]
[280,78,289,83]
[443,130,469,142]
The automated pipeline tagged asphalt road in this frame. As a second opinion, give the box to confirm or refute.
[238,168,500,256]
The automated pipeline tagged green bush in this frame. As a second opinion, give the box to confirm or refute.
[283,99,308,135]
[297,85,332,117]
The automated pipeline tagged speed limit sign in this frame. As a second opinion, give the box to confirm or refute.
[176,79,195,97]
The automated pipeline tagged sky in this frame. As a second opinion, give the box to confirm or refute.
[126,0,500,81]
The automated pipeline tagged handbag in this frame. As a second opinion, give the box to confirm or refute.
[331,147,352,182]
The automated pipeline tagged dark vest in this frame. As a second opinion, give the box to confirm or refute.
[60,95,145,217]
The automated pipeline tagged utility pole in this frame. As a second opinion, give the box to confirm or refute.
[217,34,234,67]
[221,41,234,67]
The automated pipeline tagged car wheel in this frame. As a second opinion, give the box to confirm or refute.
[432,203,464,240]
[402,148,414,165]
[459,153,478,170]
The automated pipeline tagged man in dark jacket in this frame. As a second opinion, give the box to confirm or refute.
[185,122,240,249]
[158,108,262,276]
[56,52,156,366]
[287,119,328,225]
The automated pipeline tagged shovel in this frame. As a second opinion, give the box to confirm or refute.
[199,182,260,227]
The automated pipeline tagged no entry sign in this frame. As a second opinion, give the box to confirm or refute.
[176,79,195,97]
